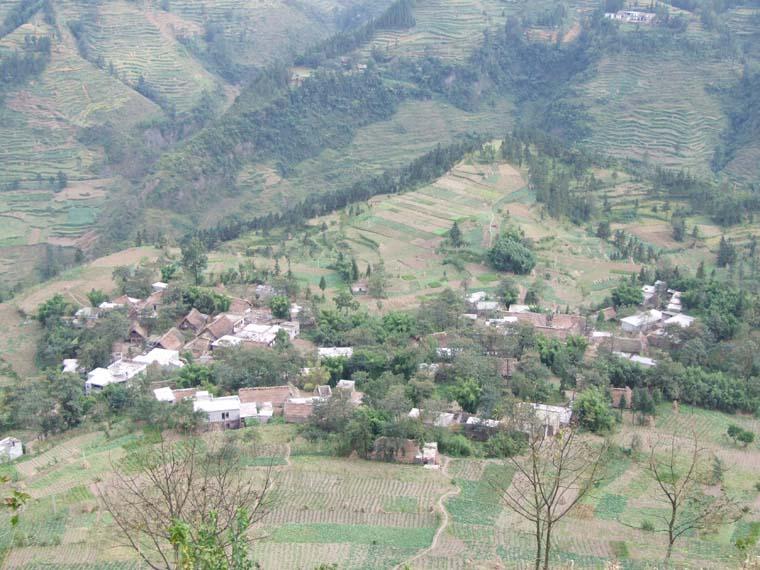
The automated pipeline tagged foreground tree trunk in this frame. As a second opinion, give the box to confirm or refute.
[494,424,608,570]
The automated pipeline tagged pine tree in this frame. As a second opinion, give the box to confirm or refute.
[717,236,736,268]
[449,221,464,247]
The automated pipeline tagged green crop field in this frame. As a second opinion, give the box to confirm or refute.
[3,407,760,569]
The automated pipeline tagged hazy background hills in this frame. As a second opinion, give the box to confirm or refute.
[0,0,758,293]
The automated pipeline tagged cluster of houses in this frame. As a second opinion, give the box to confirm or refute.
[604,9,656,23]
[410,401,573,440]
[20,277,697,466]
[465,291,587,340]
[65,282,305,397]
[151,373,364,429]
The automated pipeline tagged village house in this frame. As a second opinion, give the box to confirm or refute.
[283,397,320,423]
[605,10,656,23]
[314,384,333,398]
[211,335,244,350]
[192,391,241,430]
[153,327,186,352]
[371,437,422,464]
[73,306,98,326]
[475,300,500,315]
[524,403,573,437]
[600,307,617,321]
[238,385,298,414]
[664,313,695,328]
[351,280,369,295]
[505,311,586,339]
[184,336,211,360]
[201,314,239,341]
[417,442,439,466]
[318,347,354,359]
[228,297,252,316]
[486,316,519,328]
[141,289,165,315]
[466,291,487,306]
[85,359,148,394]
[615,352,658,368]
[179,308,209,333]
[240,401,274,425]
[620,309,662,333]
[128,321,149,345]
[335,379,363,403]
[254,284,277,301]
[62,358,79,374]
[134,348,184,369]
[508,304,531,313]
[0,437,23,462]
[153,386,176,403]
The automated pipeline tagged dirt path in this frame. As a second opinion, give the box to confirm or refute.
[393,457,460,570]
[487,210,497,248]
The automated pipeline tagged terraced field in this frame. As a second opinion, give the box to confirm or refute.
[167,0,364,67]
[219,152,662,310]
[56,1,219,112]
[4,406,760,569]
[0,424,450,570]
[580,51,739,174]
[358,0,600,62]
[233,98,515,220]
[361,0,512,61]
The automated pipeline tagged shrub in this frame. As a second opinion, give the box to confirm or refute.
[484,431,527,458]
[437,433,475,457]
[487,232,535,274]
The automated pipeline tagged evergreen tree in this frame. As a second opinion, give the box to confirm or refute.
[596,221,611,240]
[717,236,737,268]
[449,221,464,247]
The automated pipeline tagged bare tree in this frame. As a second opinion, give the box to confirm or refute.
[494,426,608,570]
[646,432,739,563]
[99,432,272,569]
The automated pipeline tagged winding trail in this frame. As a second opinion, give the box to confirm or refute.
[393,457,461,570]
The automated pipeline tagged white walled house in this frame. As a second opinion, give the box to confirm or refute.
[318,347,354,359]
[0,437,23,462]
[193,391,241,429]
[134,348,184,369]
[620,310,662,333]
